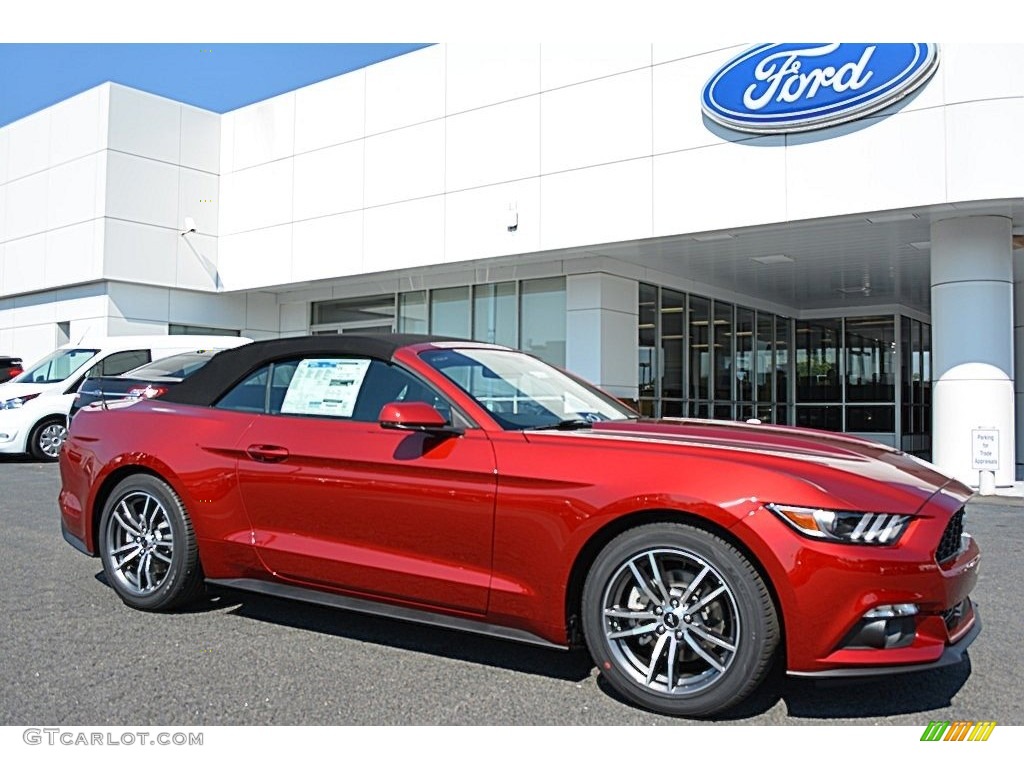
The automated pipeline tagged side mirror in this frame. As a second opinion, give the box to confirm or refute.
[378,402,462,436]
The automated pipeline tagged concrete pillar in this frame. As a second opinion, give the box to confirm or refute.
[565,274,638,399]
[1014,248,1024,481]
[931,216,1015,487]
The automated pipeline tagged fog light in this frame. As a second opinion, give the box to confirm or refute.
[843,604,919,650]
[863,603,918,619]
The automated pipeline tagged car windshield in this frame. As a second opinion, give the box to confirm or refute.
[123,351,218,379]
[420,347,636,430]
[13,348,99,384]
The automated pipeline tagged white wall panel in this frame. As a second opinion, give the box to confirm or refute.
[218,224,293,291]
[943,44,1024,105]
[946,99,1024,203]
[104,219,178,285]
[5,110,50,181]
[444,178,540,263]
[446,44,540,114]
[654,43,743,66]
[48,87,105,167]
[280,302,308,333]
[47,154,101,230]
[177,168,219,236]
[11,325,60,363]
[108,85,181,164]
[179,106,220,173]
[293,141,364,220]
[168,288,245,329]
[363,196,444,274]
[653,52,753,156]
[231,93,295,171]
[786,109,947,221]
[446,96,540,191]
[219,112,235,175]
[541,159,652,251]
[363,120,444,207]
[294,70,366,154]
[541,70,652,175]
[2,234,46,294]
[45,220,102,286]
[0,128,9,184]
[244,292,279,333]
[540,44,650,91]
[175,233,220,291]
[3,172,48,241]
[107,282,169,321]
[106,316,168,335]
[105,152,180,229]
[654,137,786,236]
[292,212,363,282]
[219,158,293,235]
[365,45,444,135]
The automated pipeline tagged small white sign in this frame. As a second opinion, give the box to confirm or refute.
[971,429,999,471]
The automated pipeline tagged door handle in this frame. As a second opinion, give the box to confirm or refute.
[246,444,290,463]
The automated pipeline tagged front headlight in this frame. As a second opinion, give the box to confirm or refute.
[765,503,911,545]
[0,393,41,409]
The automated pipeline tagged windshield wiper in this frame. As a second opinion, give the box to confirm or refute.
[526,419,594,431]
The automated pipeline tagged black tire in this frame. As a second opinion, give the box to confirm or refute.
[98,474,204,611]
[582,522,778,717]
[28,416,67,462]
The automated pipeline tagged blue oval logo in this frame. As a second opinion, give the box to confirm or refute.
[702,44,939,133]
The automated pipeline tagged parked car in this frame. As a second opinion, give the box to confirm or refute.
[58,335,980,717]
[71,349,230,419]
[0,356,23,383]
[1,335,250,461]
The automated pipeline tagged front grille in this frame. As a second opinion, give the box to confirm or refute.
[936,507,965,563]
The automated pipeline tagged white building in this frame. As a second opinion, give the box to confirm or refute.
[1,43,1022,486]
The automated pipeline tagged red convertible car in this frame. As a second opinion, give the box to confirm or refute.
[59,335,980,717]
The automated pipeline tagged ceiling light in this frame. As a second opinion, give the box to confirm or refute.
[909,241,930,251]
[865,212,918,224]
[751,254,794,265]
[692,233,735,242]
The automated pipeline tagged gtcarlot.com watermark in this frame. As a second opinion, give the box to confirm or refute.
[23,728,203,747]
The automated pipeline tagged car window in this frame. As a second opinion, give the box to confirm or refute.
[14,348,99,384]
[89,350,152,377]
[215,357,451,423]
[125,351,217,379]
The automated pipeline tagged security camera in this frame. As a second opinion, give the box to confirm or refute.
[181,216,197,236]
[506,209,518,232]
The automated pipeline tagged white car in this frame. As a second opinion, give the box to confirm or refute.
[0,335,251,460]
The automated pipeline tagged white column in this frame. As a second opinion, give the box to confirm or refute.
[1014,249,1024,481]
[931,216,1015,487]
[565,274,638,399]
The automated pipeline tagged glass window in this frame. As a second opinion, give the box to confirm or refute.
[520,277,566,367]
[735,307,754,402]
[775,316,790,405]
[713,301,733,401]
[688,296,710,400]
[921,323,931,406]
[661,289,685,400]
[169,324,240,336]
[846,405,895,432]
[900,316,913,411]
[312,295,395,327]
[845,316,895,402]
[91,350,152,377]
[796,405,842,431]
[421,347,633,430]
[430,287,471,339]
[795,319,841,402]
[14,348,99,384]
[638,283,658,401]
[755,312,774,402]
[398,291,428,334]
[473,282,517,347]
[127,351,217,379]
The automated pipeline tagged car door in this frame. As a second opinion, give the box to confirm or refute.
[222,355,497,614]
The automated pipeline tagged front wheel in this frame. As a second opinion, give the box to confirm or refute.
[98,474,204,611]
[28,416,67,461]
[582,523,779,717]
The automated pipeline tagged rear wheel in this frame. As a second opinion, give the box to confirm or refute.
[98,475,204,611]
[28,416,67,461]
[582,523,778,717]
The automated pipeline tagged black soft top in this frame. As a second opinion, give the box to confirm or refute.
[160,333,461,406]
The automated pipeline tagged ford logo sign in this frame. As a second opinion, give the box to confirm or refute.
[702,44,939,134]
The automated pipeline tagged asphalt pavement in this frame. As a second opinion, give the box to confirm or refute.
[1,458,1020,725]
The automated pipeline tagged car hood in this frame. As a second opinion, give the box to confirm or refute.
[0,381,63,399]
[538,418,970,513]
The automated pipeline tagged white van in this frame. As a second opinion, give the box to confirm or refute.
[0,335,251,460]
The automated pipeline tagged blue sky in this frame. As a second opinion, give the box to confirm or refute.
[0,43,430,127]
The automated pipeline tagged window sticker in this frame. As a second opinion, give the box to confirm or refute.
[280,358,371,417]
